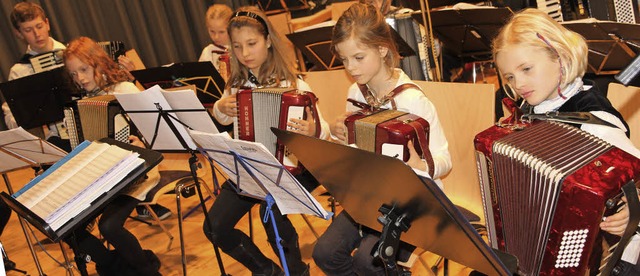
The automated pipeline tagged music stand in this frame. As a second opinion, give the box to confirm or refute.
[0,67,72,130]
[131,62,224,106]
[188,130,331,276]
[131,62,230,132]
[0,127,67,276]
[287,22,416,71]
[272,128,517,275]
[562,21,640,75]
[0,137,161,276]
[415,7,513,61]
[115,85,226,275]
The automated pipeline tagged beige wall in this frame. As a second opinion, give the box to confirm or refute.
[305,70,496,222]
[608,83,640,149]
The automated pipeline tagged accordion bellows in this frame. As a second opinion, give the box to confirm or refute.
[474,120,640,275]
[345,109,430,161]
[64,95,130,149]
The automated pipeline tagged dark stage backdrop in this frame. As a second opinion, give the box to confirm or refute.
[0,0,253,83]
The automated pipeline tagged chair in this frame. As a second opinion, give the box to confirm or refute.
[136,170,210,251]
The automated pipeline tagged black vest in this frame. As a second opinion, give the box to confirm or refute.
[523,84,630,138]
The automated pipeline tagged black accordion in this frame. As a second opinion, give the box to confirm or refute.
[63,95,130,149]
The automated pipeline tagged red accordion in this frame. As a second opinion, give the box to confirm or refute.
[474,120,640,275]
[237,87,320,174]
[345,109,433,173]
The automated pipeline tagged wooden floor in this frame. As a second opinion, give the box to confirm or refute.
[0,152,480,276]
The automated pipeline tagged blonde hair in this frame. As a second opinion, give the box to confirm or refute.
[63,36,133,92]
[206,4,233,23]
[226,6,298,89]
[492,8,588,88]
[332,3,399,75]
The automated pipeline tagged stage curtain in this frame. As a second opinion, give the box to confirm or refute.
[0,0,262,83]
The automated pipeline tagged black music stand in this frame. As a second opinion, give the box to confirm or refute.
[115,87,227,275]
[415,7,513,61]
[189,130,331,276]
[0,67,72,130]
[272,128,517,275]
[131,62,230,132]
[0,138,162,276]
[562,21,640,75]
[131,62,225,106]
[0,127,67,276]
[286,23,415,71]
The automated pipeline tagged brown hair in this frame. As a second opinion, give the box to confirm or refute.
[10,2,47,30]
[63,36,133,92]
[332,3,399,74]
[226,6,298,89]
[358,0,391,15]
[492,8,588,89]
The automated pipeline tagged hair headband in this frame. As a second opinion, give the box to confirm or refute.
[231,11,269,34]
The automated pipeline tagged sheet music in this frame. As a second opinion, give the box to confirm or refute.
[189,130,330,219]
[13,141,143,230]
[0,127,67,173]
[161,89,219,134]
[115,85,218,151]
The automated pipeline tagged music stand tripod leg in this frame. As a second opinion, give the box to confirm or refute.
[2,173,46,276]
[264,194,290,276]
[183,153,228,276]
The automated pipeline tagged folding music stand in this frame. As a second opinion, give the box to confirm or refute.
[0,138,162,276]
[286,22,416,71]
[562,21,640,75]
[0,67,72,130]
[0,127,67,276]
[415,7,513,61]
[114,85,225,275]
[131,62,225,106]
[188,130,331,276]
[272,128,517,275]
[131,62,230,132]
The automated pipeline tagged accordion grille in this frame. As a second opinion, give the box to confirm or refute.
[251,89,286,155]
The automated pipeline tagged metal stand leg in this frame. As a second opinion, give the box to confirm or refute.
[58,241,75,275]
[176,156,228,276]
[2,173,46,276]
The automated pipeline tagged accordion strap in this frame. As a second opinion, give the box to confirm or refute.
[407,120,434,177]
[522,111,619,129]
[357,83,421,110]
[305,91,322,138]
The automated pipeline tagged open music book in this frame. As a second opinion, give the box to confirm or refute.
[189,130,331,219]
[115,85,219,151]
[0,127,67,173]
[12,141,144,231]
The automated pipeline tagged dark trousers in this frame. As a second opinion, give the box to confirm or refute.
[203,171,318,274]
[312,212,386,275]
[313,211,415,276]
[66,195,160,275]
